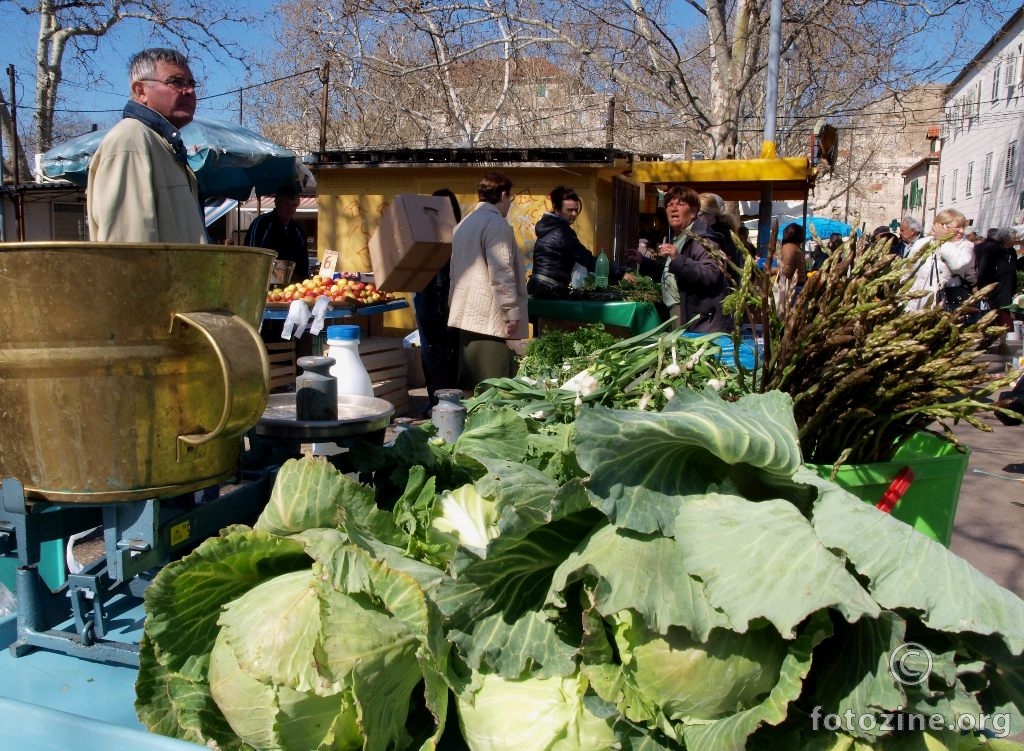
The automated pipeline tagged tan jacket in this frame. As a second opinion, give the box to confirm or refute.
[87,118,208,244]
[448,202,528,339]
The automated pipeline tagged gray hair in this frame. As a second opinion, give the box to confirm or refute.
[993,228,1015,245]
[900,215,923,235]
[128,48,190,85]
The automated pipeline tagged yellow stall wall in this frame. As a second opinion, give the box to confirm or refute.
[315,165,626,334]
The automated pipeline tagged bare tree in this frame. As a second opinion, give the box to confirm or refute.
[255,0,1015,161]
[256,0,620,151]
[0,0,260,173]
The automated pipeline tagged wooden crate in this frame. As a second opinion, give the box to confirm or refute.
[265,340,296,392]
[358,337,409,415]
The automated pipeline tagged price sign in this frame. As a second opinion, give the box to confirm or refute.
[319,249,339,279]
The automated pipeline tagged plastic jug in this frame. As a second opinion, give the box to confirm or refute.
[595,249,610,289]
[326,325,374,397]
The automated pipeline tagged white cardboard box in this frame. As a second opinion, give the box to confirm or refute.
[368,193,456,292]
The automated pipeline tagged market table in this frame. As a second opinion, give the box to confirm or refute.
[528,298,663,337]
[261,298,408,336]
[261,299,409,389]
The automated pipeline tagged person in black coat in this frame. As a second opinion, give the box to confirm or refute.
[657,186,732,333]
[245,183,309,280]
[528,186,597,298]
[976,228,1018,328]
[528,186,634,298]
[412,189,462,407]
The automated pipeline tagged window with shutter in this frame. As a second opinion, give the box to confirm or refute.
[1006,141,1018,185]
[966,162,974,197]
[939,175,945,205]
[983,152,993,192]
[992,65,1001,101]
[52,202,87,241]
[951,169,958,200]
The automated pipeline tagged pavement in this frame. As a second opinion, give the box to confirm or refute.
[945,355,1024,597]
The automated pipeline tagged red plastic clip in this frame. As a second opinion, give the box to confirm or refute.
[876,466,914,513]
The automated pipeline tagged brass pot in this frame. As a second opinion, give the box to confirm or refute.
[0,243,274,503]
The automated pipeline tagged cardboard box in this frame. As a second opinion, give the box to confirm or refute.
[368,193,456,292]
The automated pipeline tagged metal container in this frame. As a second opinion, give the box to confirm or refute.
[268,259,295,287]
[0,242,274,503]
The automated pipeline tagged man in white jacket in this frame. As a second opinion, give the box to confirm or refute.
[447,171,528,389]
[905,209,976,313]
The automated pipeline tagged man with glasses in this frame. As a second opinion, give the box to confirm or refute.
[88,47,207,243]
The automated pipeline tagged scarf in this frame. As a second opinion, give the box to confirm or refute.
[122,100,189,165]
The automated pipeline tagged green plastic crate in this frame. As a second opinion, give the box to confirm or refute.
[808,432,968,546]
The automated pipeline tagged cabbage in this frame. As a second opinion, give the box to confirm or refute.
[137,394,1024,750]
[612,611,787,721]
[209,569,421,751]
[137,460,450,751]
[428,484,500,560]
[456,672,617,751]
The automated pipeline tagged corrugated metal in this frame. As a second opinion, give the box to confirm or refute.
[240,196,318,212]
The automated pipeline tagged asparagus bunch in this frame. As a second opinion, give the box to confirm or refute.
[728,234,1016,466]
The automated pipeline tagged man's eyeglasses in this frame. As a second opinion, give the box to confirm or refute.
[139,77,199,94]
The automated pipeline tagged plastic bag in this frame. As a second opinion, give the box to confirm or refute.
[570,263,588,289]
[308,295,331,336]
[282,299,312,339]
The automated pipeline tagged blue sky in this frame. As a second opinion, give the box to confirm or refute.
[0,1,1020,148]
[0,1,278,135]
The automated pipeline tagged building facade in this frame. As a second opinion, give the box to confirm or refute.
[814,85,945,233]
[936,6,1024,234]
[900,127,941,229]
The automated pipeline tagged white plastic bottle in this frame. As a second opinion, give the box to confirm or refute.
[326,324,374,397]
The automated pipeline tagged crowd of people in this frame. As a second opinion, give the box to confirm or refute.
[425,172,1024,403]
[772,210,1023,326]
[81,45,1024,424]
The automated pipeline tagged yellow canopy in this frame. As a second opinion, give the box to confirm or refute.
[628,157,815,201]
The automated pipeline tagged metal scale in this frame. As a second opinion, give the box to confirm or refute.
[0,393,394,667]
[0,242,393,668]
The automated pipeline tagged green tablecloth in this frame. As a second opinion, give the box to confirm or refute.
[528,298,663,335]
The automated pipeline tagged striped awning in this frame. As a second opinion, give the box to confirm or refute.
[204,197,239,226]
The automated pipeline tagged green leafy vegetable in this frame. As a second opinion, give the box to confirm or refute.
[137,390,1024,750]
[517,323,617,381]
[136,459,450,751]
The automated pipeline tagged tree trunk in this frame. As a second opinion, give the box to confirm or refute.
[1,93,34,182]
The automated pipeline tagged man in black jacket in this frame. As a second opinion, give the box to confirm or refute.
[976,228,1018,329]
[245,184,310,281]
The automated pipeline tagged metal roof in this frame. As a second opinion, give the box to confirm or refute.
[315,147,641,168]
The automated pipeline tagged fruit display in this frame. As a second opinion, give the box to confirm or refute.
[267,273,397,308]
